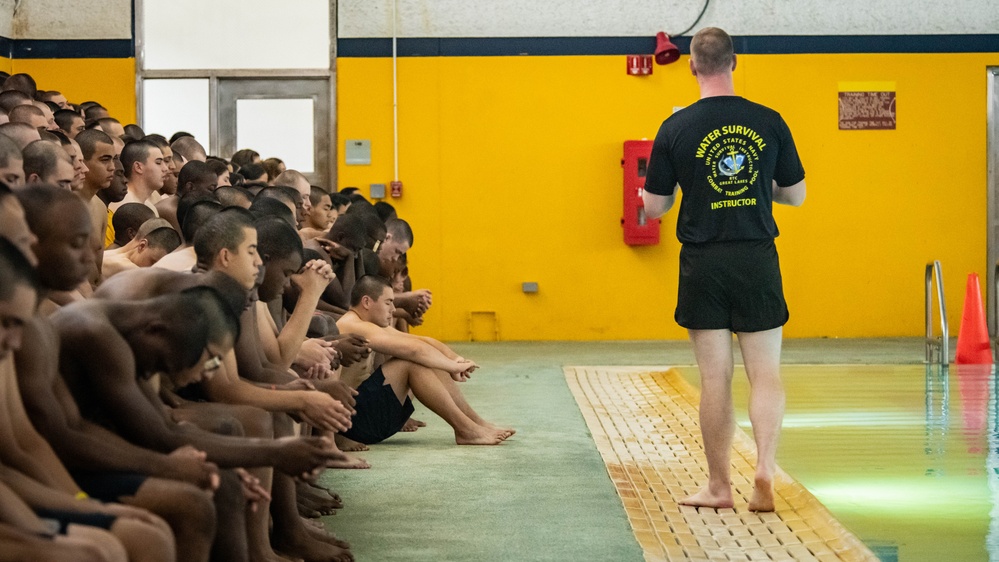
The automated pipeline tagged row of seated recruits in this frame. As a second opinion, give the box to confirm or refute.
[0,71,513,561]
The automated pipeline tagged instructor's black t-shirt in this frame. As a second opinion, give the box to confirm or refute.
[644,96,805,244]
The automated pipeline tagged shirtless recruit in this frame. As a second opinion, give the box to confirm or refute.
[13,226,219,561]
[337,275,514,448]
[95,210,358,562]
[52,286,350,562]
[0,240,126,562]
[7,186,176,561]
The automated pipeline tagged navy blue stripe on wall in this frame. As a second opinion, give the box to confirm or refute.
[12,39,133,59]
[338,34,999,57]
[0,36,133,59]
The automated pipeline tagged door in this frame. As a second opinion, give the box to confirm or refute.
[216,78,333,188]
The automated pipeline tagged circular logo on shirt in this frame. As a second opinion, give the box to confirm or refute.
[718,150,747,177]
[696,126,766,198]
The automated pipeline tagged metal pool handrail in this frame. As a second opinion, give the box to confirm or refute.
[925,261,948,366]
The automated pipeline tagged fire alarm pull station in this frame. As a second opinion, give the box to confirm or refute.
[621,140,660,246]
[626,55,653,76]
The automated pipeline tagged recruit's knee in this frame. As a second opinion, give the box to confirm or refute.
[110,516,176,562]
[272,411,295,437]
[65,525,128,562]
[167,482,217,540]
[131,478,216,540]
[226,404,274,438]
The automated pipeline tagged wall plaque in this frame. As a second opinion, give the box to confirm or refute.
[838,82,896,130]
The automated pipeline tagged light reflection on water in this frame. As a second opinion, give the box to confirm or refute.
[680,364,999,562]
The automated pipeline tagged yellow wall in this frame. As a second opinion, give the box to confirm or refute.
[0,56,10,73]
[338,52,998,341]
[11,58,136,124]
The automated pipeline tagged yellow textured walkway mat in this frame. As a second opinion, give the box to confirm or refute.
[564,366,878,562]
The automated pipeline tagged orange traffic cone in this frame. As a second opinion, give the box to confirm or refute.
[955,273,993,364]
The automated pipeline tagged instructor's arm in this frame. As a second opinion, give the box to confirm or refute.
[772,180,806,207]
[643,192,675,219]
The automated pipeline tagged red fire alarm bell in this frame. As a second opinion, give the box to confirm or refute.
[621,140,660,246]
[390,181,403,198]
[626,55,653,76]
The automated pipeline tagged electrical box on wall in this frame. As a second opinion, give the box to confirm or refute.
[621,140,660,246]
[345,140,371,165]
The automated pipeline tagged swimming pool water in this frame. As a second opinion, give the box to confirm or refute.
[677,364,997,562]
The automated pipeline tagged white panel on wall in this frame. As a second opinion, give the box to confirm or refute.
[339,0,999,38]
[143,0,329,70]
[12,0,130,39]
[236,99,315,173]
[142,79,210,147]
[0,0,14,39]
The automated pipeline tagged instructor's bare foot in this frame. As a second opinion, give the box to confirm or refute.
[334,435,369,452]
[748,477,775,512]
[679,486,734,509]
[455,427,505,445]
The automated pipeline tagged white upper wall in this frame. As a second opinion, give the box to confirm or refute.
[143,0,330,69]
[2,1,993,47]
[339,0,999,38]
[12,0,131,39]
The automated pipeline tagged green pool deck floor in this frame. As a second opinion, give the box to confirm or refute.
[317,341,658,562]
[315,339,934,561]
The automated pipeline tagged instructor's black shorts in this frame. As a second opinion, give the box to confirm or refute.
[675,238,788,332]
[341,366,414,445]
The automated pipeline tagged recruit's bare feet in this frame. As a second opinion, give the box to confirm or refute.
[401,417,424,432]
[301,517,325,531]
[326,452,370,470]
[455,426,505,445]
[297,502,322,519]
[747,477,775,512]
[251,547,299,562]
[482,422,516,438]
[334,435,369,452]
[679,486,734,509]
[297,494,338,518]
[309,481,341,497]
[304,523,351,550]
[306,482,343,507]
[298,481,343,511]
[274,530,354,562]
